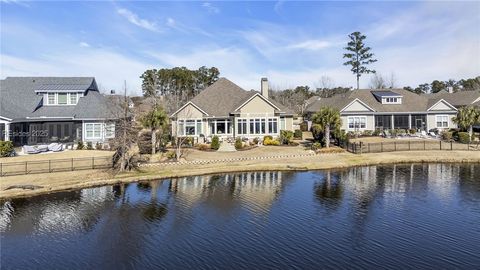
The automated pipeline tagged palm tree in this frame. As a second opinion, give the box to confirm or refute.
[140,106,169,155]
[453,106,480,139]
[312,107,342,148]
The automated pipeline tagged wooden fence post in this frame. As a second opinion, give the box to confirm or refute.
[368,143,371,153]
[71,158,74,171]
[360,142,363,154]
[92,157,95,169]
[408,141,411,151]
[25,161,27,174]
[450,141,453,151]
[49,160,51,173]
[381,142,383,152]
[394,142,397,151]
[440,140,442,150]
[424,141,426,150]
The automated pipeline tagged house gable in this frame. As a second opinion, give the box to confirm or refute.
[172,102,207,118]
[236,94,278,115]
[341,99,375,112]
[428,99,457,111]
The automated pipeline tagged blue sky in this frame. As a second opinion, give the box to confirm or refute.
[1,1,479,95]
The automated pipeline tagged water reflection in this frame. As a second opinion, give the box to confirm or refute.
[1,165,479,269]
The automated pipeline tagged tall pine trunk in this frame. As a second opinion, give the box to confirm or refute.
[151,128,156,155]
[325,125,330,148]
[356,74,360,90]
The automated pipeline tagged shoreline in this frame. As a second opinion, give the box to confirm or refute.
[1,151,480,200]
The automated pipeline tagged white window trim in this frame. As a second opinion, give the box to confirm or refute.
[210,119,233,135]
[177,118,203,136]
[45,92,81,105]
[347,116,367,130]
[85,123,103,139]
[237,117,280,136]
[435,115,449,128]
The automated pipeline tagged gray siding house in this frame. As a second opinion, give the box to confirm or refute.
[305,89,480,133]
[0,77,120,146]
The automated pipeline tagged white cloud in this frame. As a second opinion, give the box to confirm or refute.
[202,2,220,14]
[166,17,176,28]
[117,8,160,32]
[287,40,331,51]
[0,0,29,7]
[79,42,90,48]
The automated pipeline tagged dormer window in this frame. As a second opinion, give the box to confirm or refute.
[372,91,403,105]
[47,93,55,105]
[44,92,82,105]
[385,97,398,103]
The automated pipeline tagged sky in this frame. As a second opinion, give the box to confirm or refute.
[1,1,479,95]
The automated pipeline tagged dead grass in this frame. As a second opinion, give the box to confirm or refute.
[0,150,114,163]
[349,136,426,143]
[1,150,479,200]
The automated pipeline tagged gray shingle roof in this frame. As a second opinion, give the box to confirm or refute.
[187,78,293,117]
[305,88,466,113]
[429,90,480,107]
[0,77,117,121]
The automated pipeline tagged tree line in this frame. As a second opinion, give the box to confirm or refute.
[403,76,480,94]
[140,66,219,112]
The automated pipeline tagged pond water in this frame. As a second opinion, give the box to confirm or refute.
[1,164,480,269]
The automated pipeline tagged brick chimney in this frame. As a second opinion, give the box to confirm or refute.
[261,78,269,99]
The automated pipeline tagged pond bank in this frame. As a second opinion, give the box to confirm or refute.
[1,150,480,200]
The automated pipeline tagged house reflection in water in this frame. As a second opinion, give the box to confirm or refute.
[170,171,289,215]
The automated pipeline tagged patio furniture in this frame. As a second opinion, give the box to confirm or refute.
[37,145,49,152]
[47,143,63,152]
[50,136,58,142]
[23,145,40,154]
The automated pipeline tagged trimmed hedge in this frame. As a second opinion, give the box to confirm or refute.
[211,135,220,150]
[235,138,243,150]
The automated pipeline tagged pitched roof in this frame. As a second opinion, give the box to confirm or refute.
[429,90,480,107]
[0,77,117,121]
[306,88,459,113]
[184,78,292,117]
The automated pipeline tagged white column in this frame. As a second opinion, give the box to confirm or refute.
[408,114,412,129]
[5,123,10,141]
[391,115,395,129]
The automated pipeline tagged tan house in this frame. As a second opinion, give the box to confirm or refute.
[305,89,479,132]
[171,78,294,141]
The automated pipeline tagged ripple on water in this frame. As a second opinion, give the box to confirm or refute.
[1,164,480,269]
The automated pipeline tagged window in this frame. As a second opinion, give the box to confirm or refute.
[85,123,102,139]
[249,119,255,135]
[179,119,202,136]
[105,122,115,138]
[261,119,266,134]
[436,115,449,128]
[237,119,247,134]
[185,120,196,135]
[58,93,68,105]
[70,93,78,104]
[348,116,366,129]
[48,93,55,105]
[280,117,286,130]
[268,118,278,133]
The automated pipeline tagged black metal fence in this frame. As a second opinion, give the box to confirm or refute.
[0,156,113,177]
[344,140,480,154]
